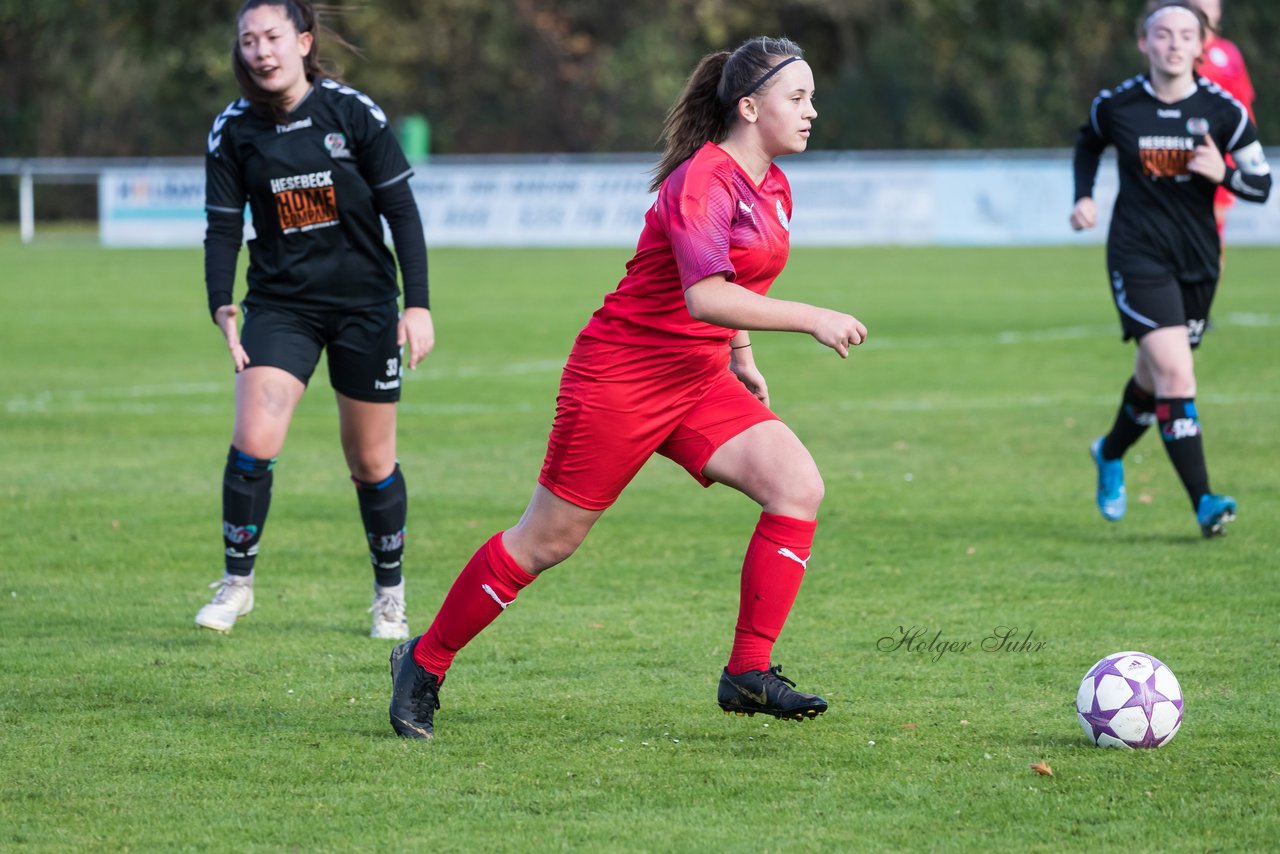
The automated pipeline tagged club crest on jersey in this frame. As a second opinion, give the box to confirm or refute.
[1186,117,1209,136]
[324,133,353,160]
[775,199,789,232]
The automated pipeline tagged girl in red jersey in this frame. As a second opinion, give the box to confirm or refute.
[1193,0,1258,237]
[389,36,868,739]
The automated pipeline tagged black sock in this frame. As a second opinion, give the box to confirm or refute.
[223,446,275,575]
[1156,398,1210,510]
[354,464,406,587]
[1101,377,1156,460]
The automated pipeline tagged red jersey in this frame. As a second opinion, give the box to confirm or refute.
[1198,36,1255,121]
[581,142,792,346]
[1197,36,1256,219]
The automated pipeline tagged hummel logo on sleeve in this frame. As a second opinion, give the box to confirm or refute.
[207,99,248,154]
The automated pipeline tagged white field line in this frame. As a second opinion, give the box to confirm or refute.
[6,314,1278,416]
[4,359,565,415]
[8,392,1276,418]
[811,391,1280,414]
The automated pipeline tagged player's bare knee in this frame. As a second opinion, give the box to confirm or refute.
[796,472,826,516]
[545,528,591,568]
[230,432,284,461]
[1154,371,1196,399]
[507,527,584,573]
[767,472,824,518]
[254,378,296,418]
[346,453,395,484]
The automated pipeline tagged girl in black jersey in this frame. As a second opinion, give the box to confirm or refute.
[1071,0,1271,537]
[198,0,433,635]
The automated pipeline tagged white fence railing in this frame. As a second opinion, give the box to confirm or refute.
[5,152,1278,247]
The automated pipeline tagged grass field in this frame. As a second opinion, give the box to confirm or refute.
[2,230,1278,851]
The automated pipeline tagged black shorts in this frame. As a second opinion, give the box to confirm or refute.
[239,300,403,402]
[1108,270,1215,349]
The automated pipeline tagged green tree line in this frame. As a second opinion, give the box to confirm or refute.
[1,0,1275,158]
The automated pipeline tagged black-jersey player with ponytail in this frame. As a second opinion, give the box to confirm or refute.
[1072,0,1271,537]
[199,0,432,635]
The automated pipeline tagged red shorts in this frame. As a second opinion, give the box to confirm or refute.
[1213,186,1234,237]
[1214,152,1238,237]
[538,334,779,511]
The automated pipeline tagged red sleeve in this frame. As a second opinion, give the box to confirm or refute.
[1226,42,1256,118]
[660,165,737,290]
[1202,40,1256,121]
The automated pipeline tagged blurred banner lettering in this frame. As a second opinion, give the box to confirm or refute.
[97,152,1280,248]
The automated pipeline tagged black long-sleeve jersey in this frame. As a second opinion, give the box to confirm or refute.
[204,79,427,316]
[1074,74,1271,283]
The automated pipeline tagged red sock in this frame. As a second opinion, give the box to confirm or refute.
[413,532,537,677]
[727,512,818,675]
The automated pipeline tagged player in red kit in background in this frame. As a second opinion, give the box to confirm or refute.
[1193,0,1257,238]
[389,36,869,740]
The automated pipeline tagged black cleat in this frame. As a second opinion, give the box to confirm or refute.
[389,636,441,739]
[718,664,828,721]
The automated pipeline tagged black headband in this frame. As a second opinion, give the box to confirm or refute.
[722,55,803,106]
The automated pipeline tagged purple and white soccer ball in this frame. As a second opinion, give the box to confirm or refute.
[1076,651,1183,749]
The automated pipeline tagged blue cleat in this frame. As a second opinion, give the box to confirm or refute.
[1090,437,1126,522]
[1196,494,1237,538]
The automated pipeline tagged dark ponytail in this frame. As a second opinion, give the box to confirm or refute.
[232,0,355,122]
[650,36,804,192]
[650,52,731,192]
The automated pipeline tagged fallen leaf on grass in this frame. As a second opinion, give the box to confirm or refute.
[900,723,918,730]
[1030,761,1053,777]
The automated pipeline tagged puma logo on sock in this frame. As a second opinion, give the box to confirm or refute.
[482,583,514,610]
[777,548,810,569]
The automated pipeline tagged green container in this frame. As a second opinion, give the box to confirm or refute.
[396,114,430,161]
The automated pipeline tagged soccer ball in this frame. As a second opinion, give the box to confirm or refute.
[1076,651,1183,749]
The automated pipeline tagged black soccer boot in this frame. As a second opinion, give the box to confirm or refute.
[718,664,828,721]
[389,636,442,739]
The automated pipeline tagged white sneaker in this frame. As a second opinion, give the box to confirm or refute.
[370,581,409,639]
[195,575,255,632]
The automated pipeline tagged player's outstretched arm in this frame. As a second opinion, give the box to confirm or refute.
[685,275,867,359]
